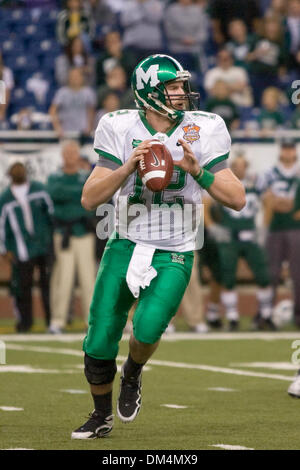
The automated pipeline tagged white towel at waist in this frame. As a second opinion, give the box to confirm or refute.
[126,244,157,298]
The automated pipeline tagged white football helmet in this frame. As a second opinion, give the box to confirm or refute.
[272,299,293,327]
[288,370,300,398]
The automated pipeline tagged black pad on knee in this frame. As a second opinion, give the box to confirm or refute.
[84,353,117,385]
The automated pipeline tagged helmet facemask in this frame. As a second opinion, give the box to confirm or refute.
[154,77,200,117]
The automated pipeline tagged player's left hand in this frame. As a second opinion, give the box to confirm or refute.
[176,139,201,177]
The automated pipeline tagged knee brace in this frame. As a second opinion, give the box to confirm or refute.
[84,353,117,385]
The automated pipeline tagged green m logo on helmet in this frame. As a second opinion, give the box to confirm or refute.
[131,54,199,122]
[136,64,160,90]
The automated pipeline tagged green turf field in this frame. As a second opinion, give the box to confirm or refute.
[1,332,300,450]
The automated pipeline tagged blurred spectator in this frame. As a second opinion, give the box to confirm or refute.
[49,68,96,138]
[247,16,287,105]
[209,0,262,45]
[95,30,136,87]
[56,0,95,47]
[265,0,287,19]
[83,0,116,28]
[205,80,240,131]
[285,0,300,72]
[226,19,254,69]
[47,140,96,334]
[120,0,164,62]
[55,36,95,87]
[291,103,300,129]
[0,52,14,122]
[164,0,208,70]
[204,49,253,107]
[0,162,53,332]
[97,64,135,110]
[96,90,121,121]
[258,87,284,133]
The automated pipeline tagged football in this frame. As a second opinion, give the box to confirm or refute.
[137,140,174,192]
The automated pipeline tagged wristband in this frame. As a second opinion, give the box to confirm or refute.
[193,168,215,189]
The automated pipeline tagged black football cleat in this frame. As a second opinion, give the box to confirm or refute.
[117,365,142,423]
[71,410,113,439]
[206,318,223,329]
[228,320,239,332]
[252,313,277,331]
[264,317,277,331]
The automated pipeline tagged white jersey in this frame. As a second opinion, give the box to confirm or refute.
[94,109,231,251]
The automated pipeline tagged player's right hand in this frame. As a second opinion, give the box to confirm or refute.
[123,140,153,176]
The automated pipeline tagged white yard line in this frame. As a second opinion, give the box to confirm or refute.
[230,362,299,370]
[161,404,188,409]
[138,358,294,382]
[0,365,80,374]
[4,344,294,382]
[207,387,238,392]
[210,444,254,450]
[1,331,300,342]
[5,344,83,356]
[2,448,34,450]
[0,406,24,411]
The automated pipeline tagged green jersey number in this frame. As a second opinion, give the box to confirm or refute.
[128,166,187,207]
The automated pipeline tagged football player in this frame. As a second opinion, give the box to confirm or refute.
[71,54,245,439]
[258,139,300,328]
[204,155,275,331]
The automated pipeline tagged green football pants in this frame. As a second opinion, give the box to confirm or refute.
[217,241,270,290]
[83,236,194,360]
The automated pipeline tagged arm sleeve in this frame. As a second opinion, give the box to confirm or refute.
[202,115,231,170]
[209,159,228,174]
[94,113,123,168]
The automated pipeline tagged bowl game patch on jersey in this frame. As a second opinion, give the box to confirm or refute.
[182,123,200,144]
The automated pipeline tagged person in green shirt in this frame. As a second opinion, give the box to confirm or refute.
[0,162,53,332]
[205,80,240,131]
[226,19,254,69]
[205,155,274,331]
[258,86,284,135]
[259,138,300,328]
[246,16,288,106]
[47,140,96,334]
[95,30,136,88]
